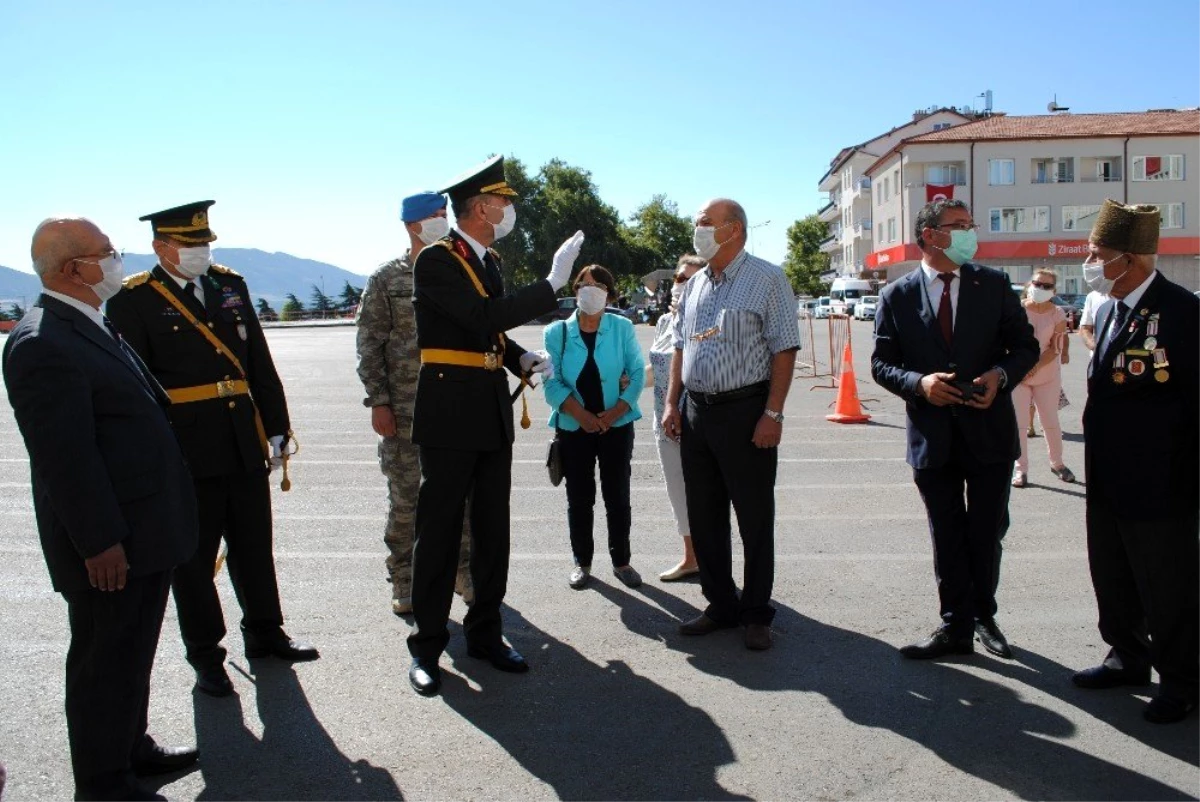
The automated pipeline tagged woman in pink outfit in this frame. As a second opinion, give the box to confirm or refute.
[1012,268,1074,487]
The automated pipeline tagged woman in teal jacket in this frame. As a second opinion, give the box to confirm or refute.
[543,265,645,591]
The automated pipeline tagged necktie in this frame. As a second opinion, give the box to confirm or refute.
[103,316,167,404]
[183,280,206,316]
[482,252,502,296]
[1103,301,1130,363]
[937,273,954,346]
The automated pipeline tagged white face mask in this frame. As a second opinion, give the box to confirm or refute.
[490,203,516,240]
[1082,253,1129,294]
[170,245,212,279]
[692,222,733,262]
[577,285,608,315]
[416,216,449,245]
[88,253,125,303]
[1027,285,1055,303]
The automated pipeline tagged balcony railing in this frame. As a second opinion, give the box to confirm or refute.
[854,220,873,236]
[817,201,835,215]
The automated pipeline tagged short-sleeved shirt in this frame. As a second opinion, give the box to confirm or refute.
[672,250,800,394]
[1080,290,1108,328]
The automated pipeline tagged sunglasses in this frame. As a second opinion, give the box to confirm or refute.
[1031,281,1055,290]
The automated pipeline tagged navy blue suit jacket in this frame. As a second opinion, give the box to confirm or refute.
[871,263,1039,470]
[2,296,198,593]
[1084,273,1199,520]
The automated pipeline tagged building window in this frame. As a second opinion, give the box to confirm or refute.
[1032,158,1074,183]
[1062,205,1102,232]
[1096,159,1118,182]
[1149,202,1185,229]
[1132,155,1184,181]
[883,177,891,201]
[932,122,952,131]
[926,163,962,185]
[887,218,896,242]
[893,169,900,194]
[988,159,1015,185]
[877,223,884,242]
[989,206,1050,233]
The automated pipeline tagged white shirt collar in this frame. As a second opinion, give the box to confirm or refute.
[920,261,959,285]
[455,228,489,263]
[1116,270,1157,311]
[42,289,110,335]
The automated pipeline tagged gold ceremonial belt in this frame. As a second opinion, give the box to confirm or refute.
[421,348,502,371]
[166,379,251,403]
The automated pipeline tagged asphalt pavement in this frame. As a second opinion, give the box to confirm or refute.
[0,319,1196,801]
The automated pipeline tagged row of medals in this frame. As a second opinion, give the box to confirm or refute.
[1112,312,1167,385]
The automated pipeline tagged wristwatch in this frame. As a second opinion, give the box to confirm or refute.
[763,408,784,423]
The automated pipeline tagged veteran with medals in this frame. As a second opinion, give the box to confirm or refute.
[406,156,584,696]
[107,201,319,699]
[1072,199,1199,724]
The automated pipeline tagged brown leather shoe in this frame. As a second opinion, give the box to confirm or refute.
[744,624,772,651]
[678,614,735,636]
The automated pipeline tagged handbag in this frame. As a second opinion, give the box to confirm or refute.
[546,322,568,486]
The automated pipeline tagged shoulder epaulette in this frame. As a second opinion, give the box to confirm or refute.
[431,239,452,251]
[486,247,503,263]
[209,264,243,278]
[122,271,152,289]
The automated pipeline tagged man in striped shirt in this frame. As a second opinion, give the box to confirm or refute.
[662,198,800,651]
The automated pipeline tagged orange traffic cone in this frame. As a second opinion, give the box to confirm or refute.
[826,342,870,424]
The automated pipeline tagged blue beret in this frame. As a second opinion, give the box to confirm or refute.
[400,191,447,223]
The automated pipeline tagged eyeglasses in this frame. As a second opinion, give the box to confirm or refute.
[674,274,689,284]
[1031,281,1055,290]
[935,223,979,232]
[73,247,120,265]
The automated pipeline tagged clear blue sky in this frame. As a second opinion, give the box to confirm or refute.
[2,0,1197,276]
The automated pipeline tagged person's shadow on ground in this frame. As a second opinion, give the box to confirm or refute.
[184,661,402,801]
[602,582,1196,802]
[439,606,750,801]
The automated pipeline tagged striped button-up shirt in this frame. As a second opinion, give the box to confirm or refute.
[672,250,800,394]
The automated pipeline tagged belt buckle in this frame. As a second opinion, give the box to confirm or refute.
[216,379,237,398]
[483,353,499,371]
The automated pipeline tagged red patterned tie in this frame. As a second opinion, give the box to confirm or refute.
[937,273,954,346]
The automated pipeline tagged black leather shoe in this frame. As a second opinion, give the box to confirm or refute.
[899,628,974,659]
[1143,695,1197,724]
[1072,663,1151,689]
[409,660,442,696]
[975,619,1014,659]
[678,614,737,636]
[467,643,530,673]
[243,629,320,662]
[744,624,772,651]
[194,665,234,697]
[132,739,199,775]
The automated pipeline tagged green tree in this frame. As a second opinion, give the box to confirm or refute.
[782,215,832,297]
[255,298,276,318]
[310,285,336,316]
[620,194,694,279]
[339,281,363,311]
[281,293,304,321]
[10,303,24,319]
[491,155,541,286]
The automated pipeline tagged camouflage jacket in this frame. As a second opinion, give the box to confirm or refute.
[356,252,419,415]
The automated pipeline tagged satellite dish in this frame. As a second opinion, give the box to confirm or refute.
[1047,101,1057,112]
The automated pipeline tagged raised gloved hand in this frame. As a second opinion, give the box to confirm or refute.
[547,230,585,291]
[519,349,553,379]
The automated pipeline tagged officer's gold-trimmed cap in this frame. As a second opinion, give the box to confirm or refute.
[1089,198,1160,255]
[439,155,518,209]
[139,200,217,244]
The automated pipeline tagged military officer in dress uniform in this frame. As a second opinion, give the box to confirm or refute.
[1072,199,1199,724]
[406,156,584,696]
[356,190,473,616]
[107,201,319,699]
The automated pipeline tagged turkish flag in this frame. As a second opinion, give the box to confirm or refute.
[1145,156,1162,177]
[926,184,954,202]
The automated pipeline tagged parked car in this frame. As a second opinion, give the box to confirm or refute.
[797,298,819,318]
[854,295,879,321]
[534,297,577,324]
[813,296,832,319]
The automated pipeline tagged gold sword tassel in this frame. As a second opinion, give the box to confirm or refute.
[280,429,299,491]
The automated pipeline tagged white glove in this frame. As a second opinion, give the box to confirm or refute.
[547,230,585,291]
[520,349,553,378]
[268,435,284,471]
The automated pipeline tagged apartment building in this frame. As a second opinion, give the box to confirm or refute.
[862,109,1200,292]
[816,107,987,277]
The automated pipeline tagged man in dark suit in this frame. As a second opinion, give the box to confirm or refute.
[406,155,583,695]
[1072,200,1199,724]
[4,217,199,800]
[871,199,1038,660]
[107,201,318,699]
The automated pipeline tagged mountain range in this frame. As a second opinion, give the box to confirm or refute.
[0,249,369,312]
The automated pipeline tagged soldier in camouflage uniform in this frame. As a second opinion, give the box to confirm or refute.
[356,191,472,616]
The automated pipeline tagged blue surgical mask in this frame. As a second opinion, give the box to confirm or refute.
[942,229,978,266]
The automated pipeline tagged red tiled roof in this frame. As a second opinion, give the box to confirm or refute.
[906,110,1199,143]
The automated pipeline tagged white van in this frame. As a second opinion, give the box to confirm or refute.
[829,278,874,317]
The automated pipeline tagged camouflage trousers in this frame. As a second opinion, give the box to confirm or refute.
[379,429,471,600]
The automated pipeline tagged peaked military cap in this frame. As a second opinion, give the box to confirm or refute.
[1089,199,1160,254]
[439,155,518,210]
[139,200,218,243]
